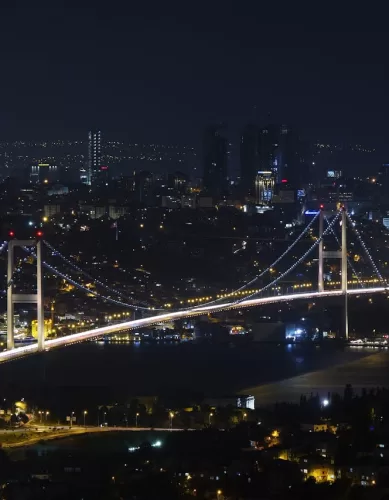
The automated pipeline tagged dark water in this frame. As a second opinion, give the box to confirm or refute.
[34,431,169,452]
[0,341,384,408]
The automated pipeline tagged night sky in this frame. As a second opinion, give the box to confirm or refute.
[0,3,388,151]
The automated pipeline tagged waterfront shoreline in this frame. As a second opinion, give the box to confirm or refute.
[241,349,389,405]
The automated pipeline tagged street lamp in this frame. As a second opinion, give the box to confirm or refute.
[169,412,174,430]
[135,412,139,428]
[45,411,49,423]
[38,410,42,423]
[209,412,213,425]
[104,412,107,426]
[70,411,75,428]
[217,490,223,499]
[243,412,247,421]
[83,410,87,427]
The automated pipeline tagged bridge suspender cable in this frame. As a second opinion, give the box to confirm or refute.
[42,240,162,310]
[43,212,316,314]
[185,210,321,310]
[346,212,386,286]
[324,216,365,288]
[1,244,32,293]
[229,211,342,306]
[21,247,159,311]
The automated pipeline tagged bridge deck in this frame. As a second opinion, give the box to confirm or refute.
[0,287,386,363]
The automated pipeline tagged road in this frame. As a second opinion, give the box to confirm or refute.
[0,286,386,363]
[0,425,188,448]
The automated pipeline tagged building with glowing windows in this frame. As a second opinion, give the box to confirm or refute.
[87,129,102,185]
[30,163,59,184]
[255,171,274,204]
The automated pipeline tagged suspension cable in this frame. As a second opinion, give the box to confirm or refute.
[22,247,158,311]
[186,211,320,310]
[230,211,342,305]
[346,212,386,285]
[43,240,157,309]
[44,213,318,314]
[2,243,30,292]
[324,216,365,288]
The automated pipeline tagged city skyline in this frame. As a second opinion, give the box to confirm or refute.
[1,4,389,497]
[0,129,382,180]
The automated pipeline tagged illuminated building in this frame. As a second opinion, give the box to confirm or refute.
[31,319,53,339]
[229,325,247,336]
[30,163,59,184]
[43,204,61,218]
[299,458,335,483]
[80,166,88,185]
[255,171,274,204]
[87,129,102,185]
[203,395,255,410]
[327,170,342,178]
[108,205,128,219]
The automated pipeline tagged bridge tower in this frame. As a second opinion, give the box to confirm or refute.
[318,208,348,339]
[7,239,44,351]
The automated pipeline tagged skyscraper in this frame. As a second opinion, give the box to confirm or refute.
[240,124,260,195]
[255,171,274,204]
[203,125,228,196]
[258,124,279,176]
[276,126,310,187]
[87,129,102,185]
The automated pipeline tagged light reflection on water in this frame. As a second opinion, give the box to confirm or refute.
[244,348,389,404]
[0,341,385,406]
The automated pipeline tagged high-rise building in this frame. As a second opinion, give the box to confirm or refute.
[134,170,155,204]
[240,124,260,195]
[275,126,310,187]
[259,124,279,176]
[203,125,228,196]
[87,129,102,185]
[80,166,88,185]
[255,171,275,204]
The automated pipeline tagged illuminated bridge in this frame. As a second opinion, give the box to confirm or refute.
[0,208,387,363]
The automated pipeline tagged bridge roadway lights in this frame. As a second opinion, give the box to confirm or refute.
[7,239,44,351]
[0,287,385,364]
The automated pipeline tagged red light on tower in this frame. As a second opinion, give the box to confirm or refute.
[8,230,15,239]
[36,230,43,238]
[319,204,324,210]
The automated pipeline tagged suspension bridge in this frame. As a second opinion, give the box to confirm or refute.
[0,207,387,363]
